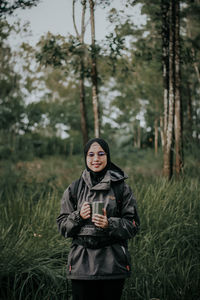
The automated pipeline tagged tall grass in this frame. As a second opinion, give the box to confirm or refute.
[124,177,200,300]
[0,152,199,299]
[0,186,69,300]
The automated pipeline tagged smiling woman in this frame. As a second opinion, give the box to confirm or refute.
[86,143,108,172]
[56,137,140,300]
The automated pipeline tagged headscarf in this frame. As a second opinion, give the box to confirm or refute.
[84,138,111,185]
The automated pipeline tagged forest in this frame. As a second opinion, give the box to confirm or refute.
[0,0,199,299]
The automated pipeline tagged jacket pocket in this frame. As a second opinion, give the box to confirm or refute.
[120,245,131,272]
[67,244,77,274]
[111,244,131,274]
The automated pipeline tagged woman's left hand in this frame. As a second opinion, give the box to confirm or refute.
[92,208,108,229]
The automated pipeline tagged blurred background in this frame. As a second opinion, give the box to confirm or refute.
[0,0,199,299]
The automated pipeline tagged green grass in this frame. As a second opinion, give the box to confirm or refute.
[0,150,199,299]
[125,177,200,300]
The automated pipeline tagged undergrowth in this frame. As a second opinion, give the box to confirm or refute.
[0,149,199,299]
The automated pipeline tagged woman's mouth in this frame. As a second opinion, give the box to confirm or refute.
[92,164,101,168]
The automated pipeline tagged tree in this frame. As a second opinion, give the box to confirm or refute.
[163,0,174,179]
[161,0,169,154]
[72,0,89,145]
[182,0,200,142]
[162,0,183,179]
[174,0,183,175]
[89,0,100,138]
[0,0,40,17]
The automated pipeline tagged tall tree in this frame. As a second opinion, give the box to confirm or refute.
[162,0,183,179]
[161,0,169,153]
[72,0,89,145]
[183,0,200,141]
[163,0,175,179]
[174,0,183,175]
[89,0,100,138]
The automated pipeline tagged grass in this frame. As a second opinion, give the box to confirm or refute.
[125,177,200,300]
[0,149,199,299]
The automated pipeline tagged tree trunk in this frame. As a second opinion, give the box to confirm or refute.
[191,47,200,84]
[137,125,141,148]
[160,116,165,149]
[89,0,100,138]
[163,0,174,179]
[186,5,200,84]
[73,0,89,145]
[80,59,89,145]
[161,0,169,147]
[186,81,193,137]
[174,0,183,175]
[154,118,158,156]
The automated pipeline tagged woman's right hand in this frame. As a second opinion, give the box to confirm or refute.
[80,202,91,220]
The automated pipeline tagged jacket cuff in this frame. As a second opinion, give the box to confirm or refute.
[107,218,114,231]
[73,211,84,224]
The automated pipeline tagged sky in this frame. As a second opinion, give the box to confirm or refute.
[7,0,146,46]
[6,0,147,136]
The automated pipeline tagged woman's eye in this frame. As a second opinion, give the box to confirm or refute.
[87,151,106,157]
[98,151,106,156]
[88,153,94,157]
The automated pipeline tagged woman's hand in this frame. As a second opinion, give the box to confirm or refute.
[80,202,91,220]
[92,208,108,229]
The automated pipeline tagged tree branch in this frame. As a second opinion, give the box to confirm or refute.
[72,0,80,40]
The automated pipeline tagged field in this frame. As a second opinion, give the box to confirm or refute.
[0,148,199,300]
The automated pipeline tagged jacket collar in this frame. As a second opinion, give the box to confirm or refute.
[82,165,128,190]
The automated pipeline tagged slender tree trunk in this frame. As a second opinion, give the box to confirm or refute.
[133,126,137,148]
[161,0,172,178]
[186,7,200,84]
[80,60,89,145]
[163,0,175,179]
[174,0,183,175]
[186,81,193,137]
[73,0,89,145]
[137,125,141,149]
[160,116,165,149]
[191,48,200,84]
[80,0,89,145]
[154,118,158,156]
[161,0,169,147]
[161,0,171,177]
[89,0,100,138]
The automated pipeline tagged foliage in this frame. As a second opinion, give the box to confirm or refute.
[0,1,199,157]
[0,0,40,17]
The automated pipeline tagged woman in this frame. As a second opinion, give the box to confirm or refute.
[57,138,140,300]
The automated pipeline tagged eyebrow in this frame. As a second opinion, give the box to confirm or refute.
[88,151,104,153]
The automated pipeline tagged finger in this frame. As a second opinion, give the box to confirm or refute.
[92,217,106,225]
[103,208,107,216]
[92,214,103,222]
[82,203,90,209]
[81,212,90,219]
[81,204,91,212]
[94,220,106,228]
[82,208,90,214]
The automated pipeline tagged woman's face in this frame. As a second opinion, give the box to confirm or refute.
[86,142,107,172]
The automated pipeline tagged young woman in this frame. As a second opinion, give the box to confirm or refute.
[57,138,140,300]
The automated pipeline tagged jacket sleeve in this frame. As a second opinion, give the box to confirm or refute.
[56,185,85,238]
[107,183,140,240]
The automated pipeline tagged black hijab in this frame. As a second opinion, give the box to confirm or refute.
[84,138,111,185]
